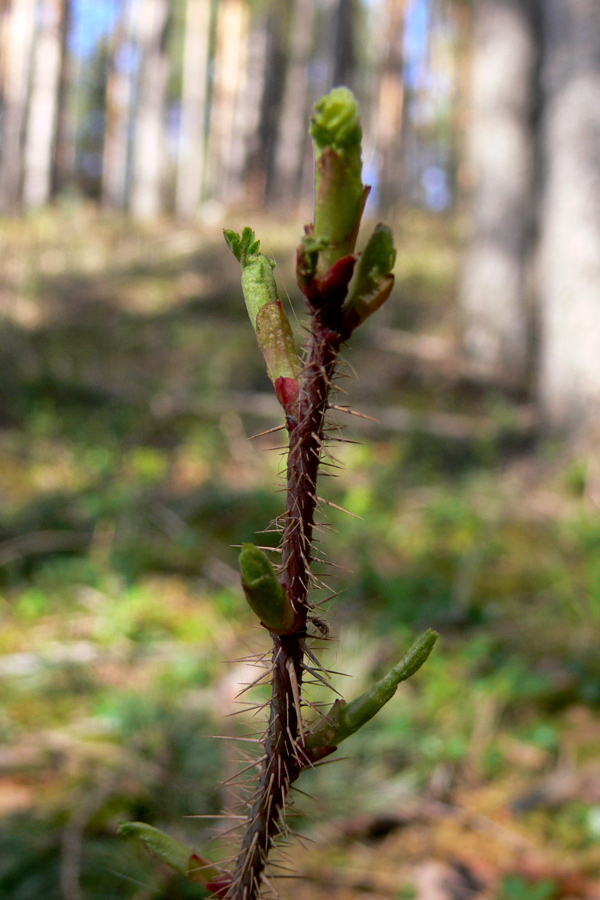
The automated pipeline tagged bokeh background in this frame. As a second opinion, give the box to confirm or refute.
[2,0,600,898]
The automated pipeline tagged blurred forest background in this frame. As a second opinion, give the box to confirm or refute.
[2,0,600,898]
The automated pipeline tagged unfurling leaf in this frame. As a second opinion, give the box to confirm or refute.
[305,629,438,755]
[224,228,300,410]
[223,226,260,265]
[342,224,396,333]
[239,543,297,634]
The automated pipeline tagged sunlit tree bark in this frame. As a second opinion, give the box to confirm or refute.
[459,0,538,389]
[23,0,67,208]
[238,14,268,206]
[371,0,406,214]
[103,0,138,210]
[175,0,211,217]
[51,0,73,196]
[129,0,170,218]
[537,0,600,427]
[204,0,249,203]
[0,0,37,212]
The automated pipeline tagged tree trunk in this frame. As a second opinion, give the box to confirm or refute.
[102,1,137,210]
[272,0,315,207]
[175,0,211,217]
[244,0,293,203]
[203,0,249,203]
[51,0,73,196]
[537,0,600,428]
[371,0,406,214]
[0,0,37,212]
[332,0,356,89]
[129,0,170,219]
[459,0,539,390]
[238,14,267,206]
[23,0,66,209]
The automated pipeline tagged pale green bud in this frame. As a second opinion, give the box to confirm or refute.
[309,88,369,271]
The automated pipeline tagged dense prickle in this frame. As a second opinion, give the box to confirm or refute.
[229,309,343,899]
[227,637,305,900]
[280,315,343,612]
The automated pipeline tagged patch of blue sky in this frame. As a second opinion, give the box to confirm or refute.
[69,0,122,58]
[403,0,430,89]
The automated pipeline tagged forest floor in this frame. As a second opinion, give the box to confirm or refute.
[1,203,600,900]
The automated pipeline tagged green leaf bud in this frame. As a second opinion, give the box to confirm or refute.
[239,543,297,634]
[119,822,230,889]
[224,229,300,409]
[119,822,189,877]
[309,88,369,272]
[310,87,362,156]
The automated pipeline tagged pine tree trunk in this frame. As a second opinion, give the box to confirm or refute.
[272,0,315,207]
[239,14,268,207]
[203,0,249,203]
[372,0,406,214]
[537,0,600,428]
[332,0,356,89]
[459,0,539,390]
[175,0,211,217]
[51,0,73,196]
[129,0,170,219]
[23,0,66,209]
[102,1,138,210]
[0,0,37,212]
[244,0,293,203]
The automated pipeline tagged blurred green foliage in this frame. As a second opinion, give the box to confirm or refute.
[0,207,600,896]
[497,875,558,900]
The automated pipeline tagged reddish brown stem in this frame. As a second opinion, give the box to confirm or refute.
[227,310,343,900]
[281,314,343,618]
[227,636,303,900]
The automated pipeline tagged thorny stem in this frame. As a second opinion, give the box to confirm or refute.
[228,312,343,900]
[281,315,342,613]
[122,89,421,900]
